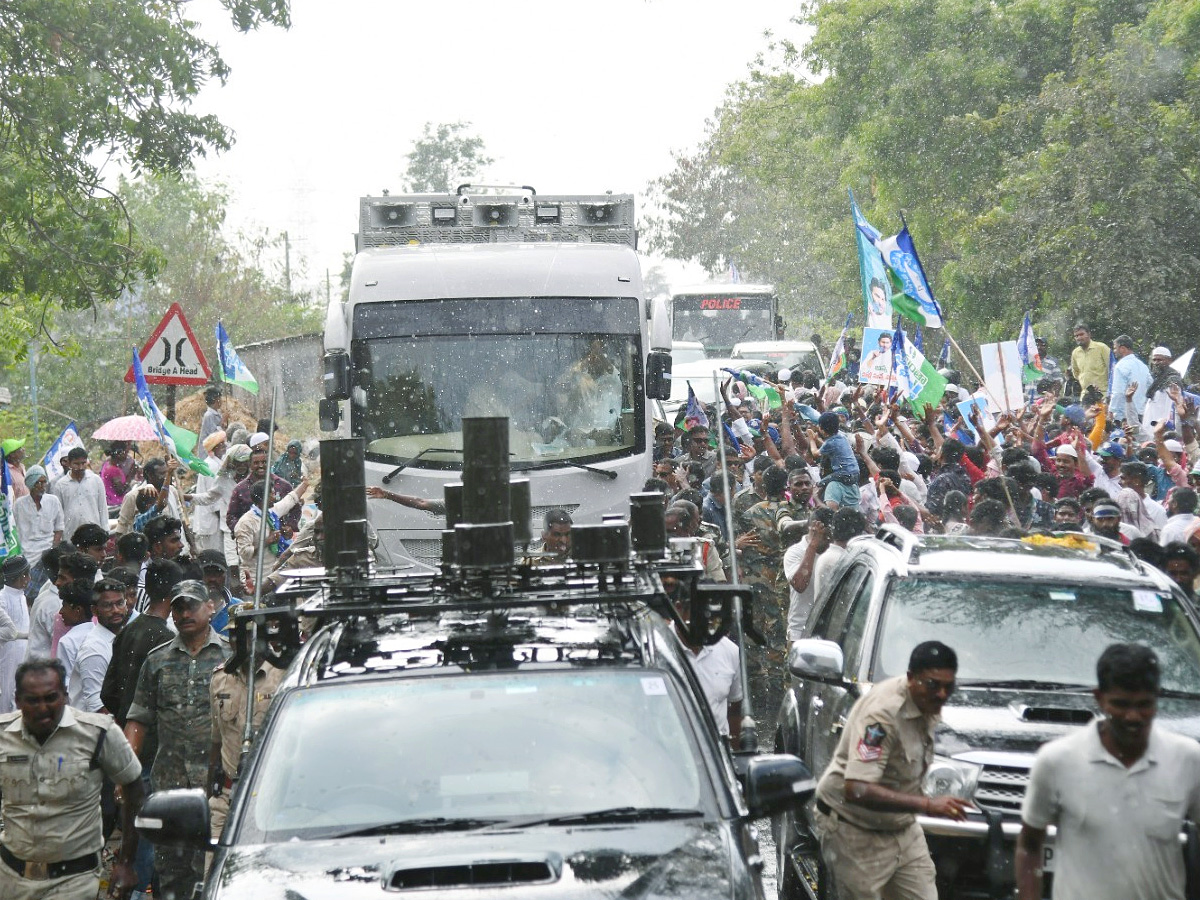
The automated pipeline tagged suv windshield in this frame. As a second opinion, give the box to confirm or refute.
[873,578,1200,694]
[351,297,643,467]
[237,670,705,842]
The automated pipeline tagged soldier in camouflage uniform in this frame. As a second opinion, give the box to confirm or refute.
[732,455,770,534]
[124,581,227,900]
[736,464,791,725]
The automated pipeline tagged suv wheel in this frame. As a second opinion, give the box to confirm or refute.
[775,803,807,900]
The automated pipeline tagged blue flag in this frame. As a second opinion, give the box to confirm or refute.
[216,320,259,394]
[891,327,950,415]
[913,325,924,354]
[0,451,20,560]
[850,191,893,329]
[39,423,83,475]
[729,261,741,284]
[875,227,944,328]
[132,348,217,477]
[938,338,951,369]
[684,383,709,430]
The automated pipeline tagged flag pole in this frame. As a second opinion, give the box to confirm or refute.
[936,330,1023,526]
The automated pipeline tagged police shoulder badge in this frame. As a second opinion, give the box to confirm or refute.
[856,723,887,762]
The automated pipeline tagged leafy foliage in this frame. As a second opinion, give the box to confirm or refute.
[1,174,322,441]
[0,0,289,356]
[648,0,1200,354]
[401,122,494,193]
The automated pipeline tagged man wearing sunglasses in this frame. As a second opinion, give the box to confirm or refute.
[812,640,971,899]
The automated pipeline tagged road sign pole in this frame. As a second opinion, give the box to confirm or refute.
[166,385,176,422]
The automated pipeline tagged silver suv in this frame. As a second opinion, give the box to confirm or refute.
[774,527,1200,899]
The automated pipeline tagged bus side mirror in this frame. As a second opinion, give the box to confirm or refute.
[323,351,351,401]
[318,398,341,431]
[775,314,786,339]
[646,350,672,401]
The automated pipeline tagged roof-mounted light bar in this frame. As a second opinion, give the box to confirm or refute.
[357,190,636,248]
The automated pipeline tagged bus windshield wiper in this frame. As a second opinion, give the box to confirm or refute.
[525,458,618,480]
[381,448,463,484]
[558,459,618,480]
[490,806,703,830]
[330,816,503,838]
[957,679,1090,691]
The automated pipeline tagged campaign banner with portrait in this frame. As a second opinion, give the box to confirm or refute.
[859,328,896,386]
[851,192,894,330]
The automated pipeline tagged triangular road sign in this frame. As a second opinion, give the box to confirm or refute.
[123,302,212,385]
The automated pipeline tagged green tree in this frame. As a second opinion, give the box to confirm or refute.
[0,0,290,360]
[648,0,1199,354]
[3,174,321,436]
[401,121,494,193]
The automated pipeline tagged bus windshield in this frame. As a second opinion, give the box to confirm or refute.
[351,297,643,467]
[672,293,774,351]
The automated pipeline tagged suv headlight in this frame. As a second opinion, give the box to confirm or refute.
[923,756,982,802]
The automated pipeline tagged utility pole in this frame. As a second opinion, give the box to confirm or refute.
[28,342,38,452]
[326,268,332,306]
[283,230,292,299]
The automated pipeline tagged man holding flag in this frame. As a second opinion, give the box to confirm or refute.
[130,349,218,479]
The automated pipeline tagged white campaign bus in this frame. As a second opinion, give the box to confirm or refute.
[320,187,671,569]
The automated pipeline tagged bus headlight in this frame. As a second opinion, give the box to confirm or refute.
[923,756,981,802]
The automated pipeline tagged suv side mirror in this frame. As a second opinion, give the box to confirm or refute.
[646,350,672,400]
[788,638,845,682]
[135,789,212,850]
[744,754,816,818]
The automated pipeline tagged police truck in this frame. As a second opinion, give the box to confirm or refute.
[670,283,783,358]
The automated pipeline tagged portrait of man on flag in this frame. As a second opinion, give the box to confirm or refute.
[859,328,895,385]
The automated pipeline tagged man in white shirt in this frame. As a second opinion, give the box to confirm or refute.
[1085,441,1125,499]
[669,587,743,744]
[0,556,30,713]
[70,577,135,711]
[50,447,108,540]
[1017,643,1200,900]
[12,464,63,600]
[783,512,832,640]
[56,580,96,686]
[1118,461,1167,542]
[1159,486,1197,547]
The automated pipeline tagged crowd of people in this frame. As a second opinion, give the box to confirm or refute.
[0,387,319,899]
[648,322,1200,723]
[2,322,1199,898]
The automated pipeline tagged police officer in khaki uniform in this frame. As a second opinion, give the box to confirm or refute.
[0,657,144,900]
[812,641,972,899]
[124,580,227,900]
[206,606,286,841]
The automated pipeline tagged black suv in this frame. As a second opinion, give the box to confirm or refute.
[774,527,1200,899]
[138,573,815,899]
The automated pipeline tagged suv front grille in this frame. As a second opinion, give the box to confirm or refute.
[975,763,1030,812]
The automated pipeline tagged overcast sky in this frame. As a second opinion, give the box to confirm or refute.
[189,0,806,299]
